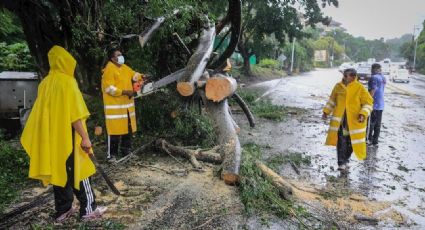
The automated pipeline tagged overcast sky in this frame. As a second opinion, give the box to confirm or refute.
[321,0,425,40]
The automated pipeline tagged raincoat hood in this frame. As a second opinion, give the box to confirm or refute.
[48,45,77,77]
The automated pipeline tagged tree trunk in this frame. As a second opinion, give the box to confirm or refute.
[203,98,241,185]
[177,23,216,96]
[238,41,253,76]
[1,0,66,77]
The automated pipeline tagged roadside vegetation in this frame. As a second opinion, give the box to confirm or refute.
[235,89,292,121]
[0,131,29,213]
[239,143,309,226]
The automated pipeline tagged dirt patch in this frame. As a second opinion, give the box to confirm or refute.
[2,154,244,229]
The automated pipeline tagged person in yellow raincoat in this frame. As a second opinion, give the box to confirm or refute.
[101,48,144,161]
[21,46,107,222]
[322,68,373,171]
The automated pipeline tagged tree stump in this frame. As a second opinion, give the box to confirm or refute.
[204,99,241,185]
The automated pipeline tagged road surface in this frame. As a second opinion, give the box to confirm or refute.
[241,68,425,229]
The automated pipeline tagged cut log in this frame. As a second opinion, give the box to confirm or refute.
[177,23,215,97]
[156,139,201,169]
[205,74,237,102]
[203,98,241,185]
[154,139,222,168]
[255,161,294,200]
[194,148,223,164]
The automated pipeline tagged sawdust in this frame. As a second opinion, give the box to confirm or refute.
[287,178,403,224]
[376,208,406,224]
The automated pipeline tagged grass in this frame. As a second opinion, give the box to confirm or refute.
[0,131,29,214]
[239,143,308,223]
[235,90,290,121]
[251,66,286,81]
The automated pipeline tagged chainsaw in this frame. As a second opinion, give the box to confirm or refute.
[132,68,185,98]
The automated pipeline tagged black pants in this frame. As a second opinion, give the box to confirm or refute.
[337,126,353,166]
[368,110,383,144]
[107,114,132,158]
[53,152,96,218]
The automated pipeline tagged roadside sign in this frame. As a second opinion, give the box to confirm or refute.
[278,54,287,62]
[314,50,327,62]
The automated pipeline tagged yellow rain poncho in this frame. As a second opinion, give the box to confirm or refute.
[21,45,95,190]
[101,61,142,135]
[323,79,373,160]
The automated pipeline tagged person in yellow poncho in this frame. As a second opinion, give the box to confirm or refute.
[21,46,107,222]
[322,68,373,171]
[101,47,144,161]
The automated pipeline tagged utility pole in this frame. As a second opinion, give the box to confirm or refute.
[290,37,296,73]
[330,29,336,68]
[413,25,420,72]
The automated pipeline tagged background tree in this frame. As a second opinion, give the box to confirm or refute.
[237,0,338,76]
[401,20,425,73]
[0,9,24,43]
[0,8,34,71]
[0,0,204,92]
[386,34,412,61]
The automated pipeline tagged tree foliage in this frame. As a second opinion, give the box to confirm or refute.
[0,0,207,92]
[326,29,391,62]
[237,0,338,75]
[401,20,425,74]
[0,9,24,43]
[0,42,35,71]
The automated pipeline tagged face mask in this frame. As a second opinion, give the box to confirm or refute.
[117,55,125,65]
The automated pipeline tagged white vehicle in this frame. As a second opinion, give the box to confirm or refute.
[391,68,410,83]
[338,62,355,72]
[380,58,391,75]
[356,64,371,83]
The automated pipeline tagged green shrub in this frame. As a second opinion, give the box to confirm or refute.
[0,131,29,213]
[258,58,280,69]
[0,42,35,71]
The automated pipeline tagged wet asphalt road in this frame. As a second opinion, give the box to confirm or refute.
[243,68,425,228]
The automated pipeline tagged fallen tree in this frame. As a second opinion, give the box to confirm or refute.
[255,161,294,200]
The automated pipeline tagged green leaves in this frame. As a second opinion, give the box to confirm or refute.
[0,9,24,43]
[0,42,35,72]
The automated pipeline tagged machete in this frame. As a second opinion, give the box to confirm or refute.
[89,154,120,195]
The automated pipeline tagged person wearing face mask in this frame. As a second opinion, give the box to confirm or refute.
[101,47,144,162]
[322,68,373,171]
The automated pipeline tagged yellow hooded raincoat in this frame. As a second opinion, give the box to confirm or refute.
[323,79,373,160]
[101,62,143,135]
[21,46,95,190]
